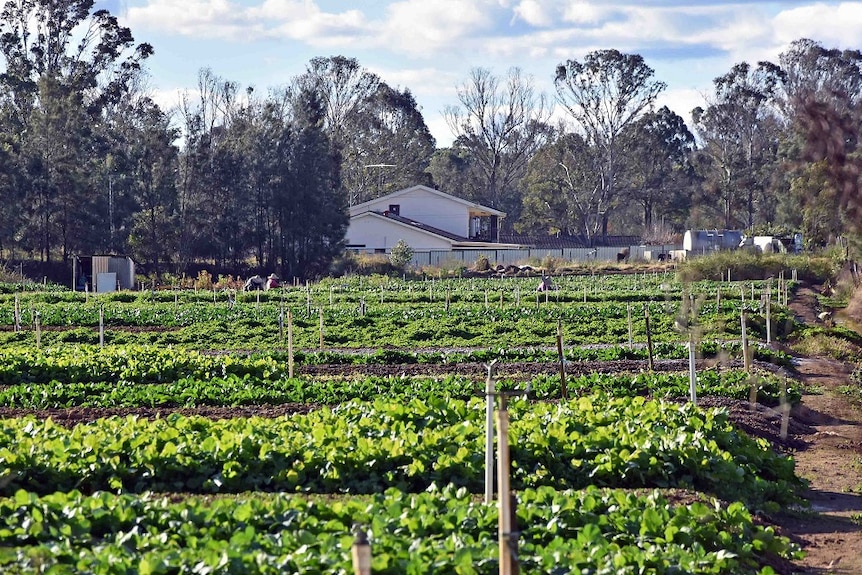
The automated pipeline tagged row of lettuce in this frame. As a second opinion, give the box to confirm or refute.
[0,395,803,573]
[0,344,799,408]
[0,486,797,575]
[0,274,783,304]
[0,275,794,351]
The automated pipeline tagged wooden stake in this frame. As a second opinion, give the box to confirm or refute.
[287,310,294,379]
[766,286,772,345]
[780,377,790,440]
[319,307,324,349]
[741,312,751,373]
[644,306,654,372]
[557,320,567,399]
[484,361,497,504]
[627,303,633,349]
[688,332,697,405]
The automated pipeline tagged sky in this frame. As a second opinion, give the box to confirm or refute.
[96,0,862,147]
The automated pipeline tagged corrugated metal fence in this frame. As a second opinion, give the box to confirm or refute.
[408,245,680,268]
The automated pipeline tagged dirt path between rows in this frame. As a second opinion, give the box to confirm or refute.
[779,284,862,574]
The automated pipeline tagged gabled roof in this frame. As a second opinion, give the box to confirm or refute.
[351,211,467,243]
[351,212,523,249]
[381,211,467,241]
[349,185,507,217]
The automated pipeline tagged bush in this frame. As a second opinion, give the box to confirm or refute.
[677,251,841,283]
[389,240,414,269]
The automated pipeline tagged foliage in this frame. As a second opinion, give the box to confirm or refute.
[442,67,552,218]
[554,49,666,239]
[791,329,862,363]
[388,239,414,269]
[0,486,799,574]
[677,251,840,283]
[0,396,805,508]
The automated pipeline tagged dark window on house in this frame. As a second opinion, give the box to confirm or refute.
[374,248,386,254]
[388,204,400,215]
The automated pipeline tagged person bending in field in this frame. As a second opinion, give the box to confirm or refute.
[536,274,555,292]
[265,273,280,290]
[243,275,266,291]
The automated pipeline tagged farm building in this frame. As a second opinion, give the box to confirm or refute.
[683,230,744,255]
[72,255,136,292]
[346,185,522,253]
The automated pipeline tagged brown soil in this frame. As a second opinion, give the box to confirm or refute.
[777,283,862,575]
[1,280,859,573]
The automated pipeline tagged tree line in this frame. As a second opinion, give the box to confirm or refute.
[1,1,860,280]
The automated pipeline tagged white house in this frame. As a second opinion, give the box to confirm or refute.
[346,185,522,253]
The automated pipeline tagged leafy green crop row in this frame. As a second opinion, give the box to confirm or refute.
[0,342,794,386]
[0,276,797,350]
[0,368,799,409]
[0,345,286,386]
[0,485,798,574]
[0,396,803,508]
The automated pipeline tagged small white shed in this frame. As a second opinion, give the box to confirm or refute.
[73,255,136,292]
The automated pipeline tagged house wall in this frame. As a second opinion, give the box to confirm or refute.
[359,188,470,237]
[346,215,453,251]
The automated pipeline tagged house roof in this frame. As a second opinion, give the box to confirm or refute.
[351,212,522,249]
[349,185,507,218]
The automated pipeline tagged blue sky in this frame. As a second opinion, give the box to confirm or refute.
[97,1,862,146]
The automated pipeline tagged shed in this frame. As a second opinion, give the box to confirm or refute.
[72,255,136,292]
[683,230,744,254]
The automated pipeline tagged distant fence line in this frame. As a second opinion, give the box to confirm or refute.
[408,245,681,268]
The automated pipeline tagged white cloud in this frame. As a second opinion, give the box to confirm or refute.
[126,0,249,39]
[513,0,555,26]
[773,2,862,48]
[126,0,371,44]
[561,1,617,25]
[656,86,708,126]
[381,0,494,55]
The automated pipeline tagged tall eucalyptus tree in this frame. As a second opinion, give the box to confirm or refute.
[518,131,602,239]
[554,50,665,239]
[443,67,552,222]
[691,62,782,229]
[620,106,695,234]
[295,56,435,206]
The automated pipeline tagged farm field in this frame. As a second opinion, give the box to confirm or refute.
[0,272,859,574]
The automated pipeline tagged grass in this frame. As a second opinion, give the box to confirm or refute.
[791,331,862,362]
[836,384,862,401]
[677,250,841,283]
